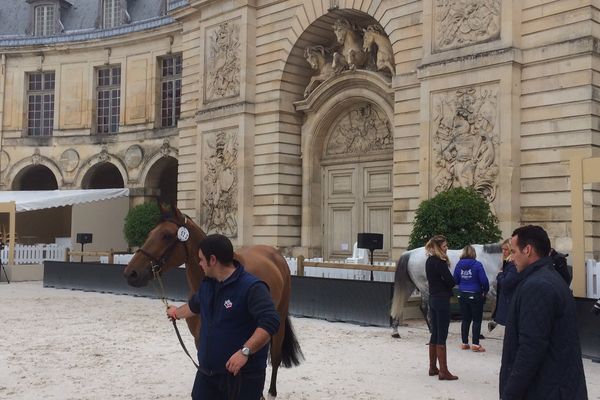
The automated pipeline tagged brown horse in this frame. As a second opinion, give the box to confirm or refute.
[123,205,302,399]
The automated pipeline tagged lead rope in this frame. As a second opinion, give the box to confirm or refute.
[152,265,199,369]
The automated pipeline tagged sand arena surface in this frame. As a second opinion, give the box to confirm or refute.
[1,281,599,400]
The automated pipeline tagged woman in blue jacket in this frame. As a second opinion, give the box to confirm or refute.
[453,244,489,352]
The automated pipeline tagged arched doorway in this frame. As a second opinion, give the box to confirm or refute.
[144,156,178,205]
[81,163,124,189]
[12,165,58,190]
[321,102,393,260]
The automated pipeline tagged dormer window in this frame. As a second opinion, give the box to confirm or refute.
[103,0,119,28]
[27,0,71,37]
[34,5,55,36]
[101,0,130,29]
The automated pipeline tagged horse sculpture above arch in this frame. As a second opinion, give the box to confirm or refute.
[389,244,503,337]
[123,204,302,399]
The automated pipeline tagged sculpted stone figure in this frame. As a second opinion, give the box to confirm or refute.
[332,18,367,71]
[303,45,342,97]
[362,25,395,76]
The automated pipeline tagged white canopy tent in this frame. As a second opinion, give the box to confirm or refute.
[0,189,130,266]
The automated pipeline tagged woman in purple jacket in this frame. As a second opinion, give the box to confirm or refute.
[453,245,489,352]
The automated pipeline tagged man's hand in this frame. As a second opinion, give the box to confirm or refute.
[166,306,178,321]
[226,350,249,376]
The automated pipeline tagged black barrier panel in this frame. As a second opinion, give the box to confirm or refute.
[43,261,190,302]
[289,275,393,327]
[575,297,600,362]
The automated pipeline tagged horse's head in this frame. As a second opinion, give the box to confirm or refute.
[362,25,379,52]
[123,204,202,287]
[304,46,324,70]
[333,18,352,45]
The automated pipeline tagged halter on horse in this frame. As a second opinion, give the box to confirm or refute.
[389,244,503,337]
[123,204,303,399]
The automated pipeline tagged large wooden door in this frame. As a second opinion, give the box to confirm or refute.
[323,160,392,260]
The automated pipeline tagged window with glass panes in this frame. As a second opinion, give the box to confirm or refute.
[103,0,119,28]
[160,54,182,127]
[34,5,55,36]
[27,72,55,136]
[96,66,121,134]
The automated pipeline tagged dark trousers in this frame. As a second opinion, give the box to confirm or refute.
[458,291,484,345]
[191,370,266,400]
[429,295,451,345]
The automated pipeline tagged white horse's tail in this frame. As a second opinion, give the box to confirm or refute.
[390,252,416,325]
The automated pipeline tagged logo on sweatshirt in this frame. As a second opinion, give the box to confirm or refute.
[224,299,233,309]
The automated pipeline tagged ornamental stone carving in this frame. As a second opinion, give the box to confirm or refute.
[303,19,395,98]
[125,145,143,168]
[326,103,392,156]
[32,148,41,165]
[59,149,80,172]
[431,84,500,202]
[201,129,238,237]
[98,145,109,162]
[0,150,9,172]
[160,139,173,157]
[205,20,241,102]
[433,0,501,53]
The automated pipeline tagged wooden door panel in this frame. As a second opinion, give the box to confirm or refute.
[363,202,392,260]
[326,204,355,259]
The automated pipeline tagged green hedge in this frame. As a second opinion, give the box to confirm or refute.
[123,202,161,248]
[408,187,501,249]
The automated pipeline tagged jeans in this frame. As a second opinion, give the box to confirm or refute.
[458,290,484,345]
[192,369,266,400]
[429,295,451,345]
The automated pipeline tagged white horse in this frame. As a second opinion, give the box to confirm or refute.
[390,244,503,337]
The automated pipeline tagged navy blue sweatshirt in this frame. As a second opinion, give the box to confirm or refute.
[453,258,489,294]
[188,261,280,375]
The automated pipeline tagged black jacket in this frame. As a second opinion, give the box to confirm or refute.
[426,255,455,297]
[499,257,587,400]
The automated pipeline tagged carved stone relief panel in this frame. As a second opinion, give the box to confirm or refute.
[325,103,393,157]
[431,83,500,202]
[433,0,501,53]
[201,129,238,237]
[204,19,241,103]
[59,149,80,172]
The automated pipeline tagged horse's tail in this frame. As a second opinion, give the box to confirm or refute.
[390,252,416,324]
[281,316,303,367]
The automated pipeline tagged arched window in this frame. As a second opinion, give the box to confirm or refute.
[34,4,55,36]
[103,0,119,29]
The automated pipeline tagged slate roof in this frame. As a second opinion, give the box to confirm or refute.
[0,0,187,47]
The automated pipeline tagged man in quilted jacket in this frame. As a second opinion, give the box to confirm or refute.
[499,225,587,400]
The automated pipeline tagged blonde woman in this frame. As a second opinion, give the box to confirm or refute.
[425,235,458,381]
[492,239,520,328]
[453,245,489,352]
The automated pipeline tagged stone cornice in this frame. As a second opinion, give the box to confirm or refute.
[417,47,522,80]
[195,101,256,122]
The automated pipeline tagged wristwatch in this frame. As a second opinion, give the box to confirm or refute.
[241,346,251,357]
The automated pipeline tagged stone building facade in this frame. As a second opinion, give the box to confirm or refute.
[1,0,599,261]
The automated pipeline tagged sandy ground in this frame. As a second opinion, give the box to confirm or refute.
[1,282,599,400]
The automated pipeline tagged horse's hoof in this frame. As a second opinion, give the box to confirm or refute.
[391,333,401,339]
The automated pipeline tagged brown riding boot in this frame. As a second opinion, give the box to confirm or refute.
[428,344,439,376]
[436,345,458,381]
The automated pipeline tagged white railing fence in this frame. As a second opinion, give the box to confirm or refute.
[0,244,69,265]
[284,257,395,282]
[586,260,600,298]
